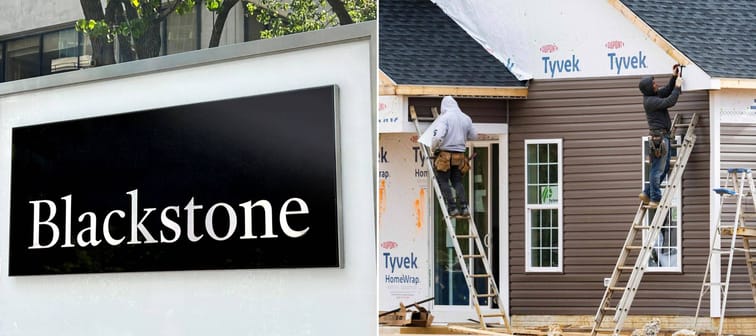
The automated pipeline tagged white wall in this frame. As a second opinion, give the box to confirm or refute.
[378,133,433,310]
[0,24,376,336]
[0,0,82,36]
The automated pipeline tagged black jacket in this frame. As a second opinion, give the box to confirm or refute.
[638,75,681,132]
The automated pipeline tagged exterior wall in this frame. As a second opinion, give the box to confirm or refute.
[712,88,756,317]
[0,0,82,37]
[0,23,376,335]
[409,97,510,123]
[378,97,510,322]
[508,75,711,316]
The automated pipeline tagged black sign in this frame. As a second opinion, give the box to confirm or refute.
[10,86,341,276]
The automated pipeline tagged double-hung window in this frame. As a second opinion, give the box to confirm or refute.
[525,139,563,272]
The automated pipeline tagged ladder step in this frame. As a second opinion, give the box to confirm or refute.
[476,293,497,298]
[714,188,737,195]
[463,254,484,259]
[674,123,690,128]
[632,225,651,230]
[468,274,491,278]
[618,266,635,271]
[625,245,643,250]
[602,307,617,312]
[609,287,626,291]
[456,234,477,239]
[594,328,616,332]
[481,313,507,318]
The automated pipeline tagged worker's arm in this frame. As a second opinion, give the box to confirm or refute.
[646,78,682,111]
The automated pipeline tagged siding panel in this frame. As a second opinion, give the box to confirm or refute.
[508,75,711,316]
[719,122,756,316]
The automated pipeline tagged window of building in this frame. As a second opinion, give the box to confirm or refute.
[0,43,4,81]
[42,29,79,75]
[164,5,200,55]
[5,36,41,81]
[642,136,682,271]
[2,28,91,83]
[525,139,563,272]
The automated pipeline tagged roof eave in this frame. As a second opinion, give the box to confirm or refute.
[609,0,694,67]
[379,71,528,98]
[713,78,756,90]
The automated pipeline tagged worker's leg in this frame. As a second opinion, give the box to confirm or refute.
[436,169,457,213]
[450,165,467,214]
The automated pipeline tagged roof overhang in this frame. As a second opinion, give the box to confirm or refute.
[713,78,756,90]
[608,0,694,67]
[379,70,528,98]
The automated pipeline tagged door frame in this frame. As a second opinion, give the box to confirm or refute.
[429,125,509,322]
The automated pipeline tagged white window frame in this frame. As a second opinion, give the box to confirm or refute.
[641,135,683,272]
[524,139,563,272]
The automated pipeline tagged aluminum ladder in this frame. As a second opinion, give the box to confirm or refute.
[693,168,756,336]
[591,113,699,336]
[410,106,511,333]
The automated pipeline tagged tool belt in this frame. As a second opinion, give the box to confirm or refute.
[648,129,669,158]
[434,151,470,175]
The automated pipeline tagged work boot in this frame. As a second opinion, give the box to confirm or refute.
[647,201,659,208]
[639,192,650,204]
[448,208,459,217]
[460,206,470,217]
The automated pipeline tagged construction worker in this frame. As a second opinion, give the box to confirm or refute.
[429,96,478,217]
[638,65,683,208]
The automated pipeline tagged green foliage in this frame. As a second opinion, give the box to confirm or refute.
[248,0,375,39]
[76,19,114,42]
[205,0,222,11]
[343,0,376,22]
[177,0,197,14]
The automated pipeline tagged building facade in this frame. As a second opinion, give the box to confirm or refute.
[379,0,756,333]
[0,2,377,334]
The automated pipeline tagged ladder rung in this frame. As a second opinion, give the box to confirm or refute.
[609,287,626,291]
[468,274,491,278]
[632,225,651,230]
[602,307,617,312]
[481,313,506,318]
[456,234,477,239]
[476,293,497,298]
[594,328,616,332]
[618,266,635,271]
[674,123,690,128]
[463,254,484,259]
[625,245,643,250]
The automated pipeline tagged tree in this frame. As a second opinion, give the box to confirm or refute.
[246,0,375,39]
[77,0,375,66]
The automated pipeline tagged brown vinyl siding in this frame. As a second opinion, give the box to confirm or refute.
[717,123,756,316]
[508,76,711,316]
[408,97,510,123]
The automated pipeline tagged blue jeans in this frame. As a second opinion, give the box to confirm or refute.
[437,164,467,210]
[643,136,671,202]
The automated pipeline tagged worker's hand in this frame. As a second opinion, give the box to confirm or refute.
[675,76,683,88]
[672,64,680,77]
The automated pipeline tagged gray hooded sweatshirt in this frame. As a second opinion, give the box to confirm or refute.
[431,96,478,152]
[638,75,681,132]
